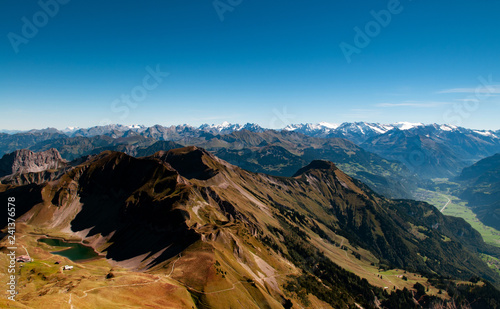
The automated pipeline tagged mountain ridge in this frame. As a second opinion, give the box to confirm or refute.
[456,153,500,230]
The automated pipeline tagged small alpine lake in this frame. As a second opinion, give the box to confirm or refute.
[38,237,100,261]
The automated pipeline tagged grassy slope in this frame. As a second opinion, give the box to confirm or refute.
[0,223,195,309]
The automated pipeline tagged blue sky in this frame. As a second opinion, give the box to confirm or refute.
[1,0,500,130]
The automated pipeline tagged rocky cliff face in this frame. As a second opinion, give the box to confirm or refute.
[0,148,67,177]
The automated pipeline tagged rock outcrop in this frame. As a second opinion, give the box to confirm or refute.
[0,148,67,177]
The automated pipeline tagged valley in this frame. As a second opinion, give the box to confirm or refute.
[415,188,500,248]
[415,186,500,280]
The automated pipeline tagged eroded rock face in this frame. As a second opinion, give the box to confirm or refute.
[0,148,66,177]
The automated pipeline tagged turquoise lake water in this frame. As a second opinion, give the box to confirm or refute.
[38,238,99,261]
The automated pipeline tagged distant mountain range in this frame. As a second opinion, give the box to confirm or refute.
[58,122,265,138]
[0,128,419,199]
[4,121,498,140]
[284,121,424,143]
[1,122,499,195]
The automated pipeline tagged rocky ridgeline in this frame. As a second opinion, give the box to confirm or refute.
[0,148,66,177]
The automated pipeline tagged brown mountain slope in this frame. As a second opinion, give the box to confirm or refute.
[1,147,499,308]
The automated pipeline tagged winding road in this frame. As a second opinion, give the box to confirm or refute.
[440,195,451,213]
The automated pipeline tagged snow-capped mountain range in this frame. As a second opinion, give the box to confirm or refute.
[198,122,265,135]
[282,122,499,144]
[284,121,451,135]
[1,121,500,181]
[3,122,498,144]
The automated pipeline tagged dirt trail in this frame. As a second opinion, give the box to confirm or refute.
[167,254,182,277]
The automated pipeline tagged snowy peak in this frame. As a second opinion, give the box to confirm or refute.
[283,122,339,137]
[62,127,80,134]
[285,122,339,130]
[199,121,231,131]
[392,122,424,130]
[439,124,457,132]
[198,122,264,134]
[318,122,340,129]
[473,130,498,138]
[126,124,145,130]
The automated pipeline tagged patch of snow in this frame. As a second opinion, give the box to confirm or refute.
[62,127,80,133]
[126,124,145,130]
[473,130,494,137]
[393,122,424,130]
[283,125,297,131]
[201,121,238,132]
[356,124,365,134]
[283,123,337,133]
[439,124,456,131]
[366,124,389,134]
[382,125,395,131]
[318,122,339,129]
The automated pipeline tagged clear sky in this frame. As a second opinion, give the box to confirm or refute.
[1,0,500,130]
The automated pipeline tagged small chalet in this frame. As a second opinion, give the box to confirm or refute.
[16,255,31,263]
